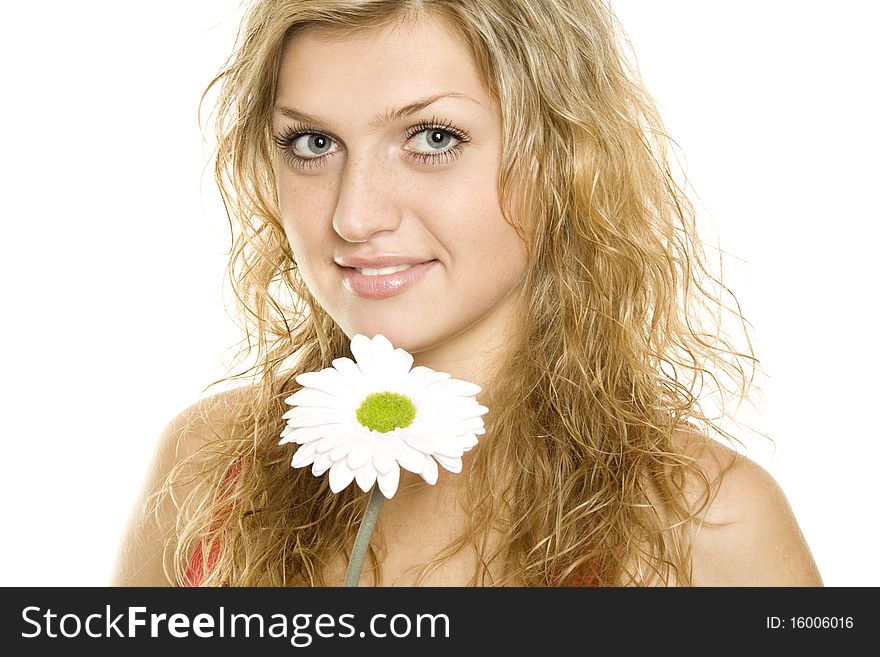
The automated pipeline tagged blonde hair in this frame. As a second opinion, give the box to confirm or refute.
[160,0,760,586]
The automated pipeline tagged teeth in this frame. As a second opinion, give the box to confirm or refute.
[355,264,416,276]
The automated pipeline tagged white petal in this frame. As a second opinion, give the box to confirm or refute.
[314,430,362,453]
[424,378,482,398]
[279,425,295,444]
[372,442,397,474]
[405,366,443,389]
[428,438,465,458]
[290,423,352,445]
[282,406,341,421]
[350,334,376,378]
[446,417,487,434]
[283,387,341,408]
[329,438,360,462]
[433,453,462,473]
[423,427,473,446]
[285,417,340,429]
[421,398,486,417]
[311,452,333,476]
[290,442,319,468]
[332,357,367,388]
[346,440,375,470]
[417,418,485,437]
[377,465,400,498]
[281,424,329,445]
[355,464,378,493]
[417,398,469,415]
[295,369,347,396]
[328,461,356,493]
[393,348,414,376]
[432,404,489,421]
[369,334,397,369]
[392,439,428,474]
[459,433,479,449]
[420,456,439,485]
[402,432,435,454]
[415,370,453,391]
[282,410,343,428]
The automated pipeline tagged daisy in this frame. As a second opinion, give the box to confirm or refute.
[279,333,488,499]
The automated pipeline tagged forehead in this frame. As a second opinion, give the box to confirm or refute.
[275,16,493,121]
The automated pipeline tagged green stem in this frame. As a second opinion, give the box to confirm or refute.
[344,483,386,587]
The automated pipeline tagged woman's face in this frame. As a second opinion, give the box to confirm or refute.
[273,15,529,358]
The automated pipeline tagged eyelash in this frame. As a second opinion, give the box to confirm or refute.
[272,116,471,170]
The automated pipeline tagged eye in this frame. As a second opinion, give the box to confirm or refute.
[408,128,456,152]
[404,118,472,166]
[273,125,339,170]
[290,133,337,158]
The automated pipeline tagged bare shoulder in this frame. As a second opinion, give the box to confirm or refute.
[672,425,823,586]
[109,385,257,586]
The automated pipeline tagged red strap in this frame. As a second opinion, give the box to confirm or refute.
[181,459,242,587]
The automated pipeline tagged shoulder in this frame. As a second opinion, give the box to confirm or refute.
[141,383,258,498]
[110,384,258,586]
[671,425,823,586]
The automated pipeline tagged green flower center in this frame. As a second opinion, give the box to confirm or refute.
[356,391,417,433]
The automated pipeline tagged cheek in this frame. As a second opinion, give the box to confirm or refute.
[441,212,528,303]
[439,167,527,273]
[277,174,334,257]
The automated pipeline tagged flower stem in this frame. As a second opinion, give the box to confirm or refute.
[344,483,386,587]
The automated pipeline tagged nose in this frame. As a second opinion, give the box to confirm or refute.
[332,154,402,243]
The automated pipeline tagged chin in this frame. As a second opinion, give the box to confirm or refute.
[338,317,444,355]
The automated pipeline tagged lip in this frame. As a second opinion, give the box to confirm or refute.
[339,260,438,299]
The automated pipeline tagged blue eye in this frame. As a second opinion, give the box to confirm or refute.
[292,134,337,157]
[411,129,454,151]
[403,119,471,165]
[273,127,339,170]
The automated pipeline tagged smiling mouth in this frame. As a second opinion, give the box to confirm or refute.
[340,260,438,299]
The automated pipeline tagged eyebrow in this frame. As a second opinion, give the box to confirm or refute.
[273,92,482,129]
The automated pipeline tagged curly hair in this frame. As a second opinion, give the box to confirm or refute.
[156,0,761,586]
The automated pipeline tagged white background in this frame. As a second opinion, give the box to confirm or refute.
[1,1,876,586]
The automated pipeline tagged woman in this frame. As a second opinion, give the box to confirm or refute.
[112,0,822,586]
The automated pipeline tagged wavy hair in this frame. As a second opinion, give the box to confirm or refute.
[157,0,761,586]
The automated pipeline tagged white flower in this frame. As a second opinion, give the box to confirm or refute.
[279,333,488,498]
